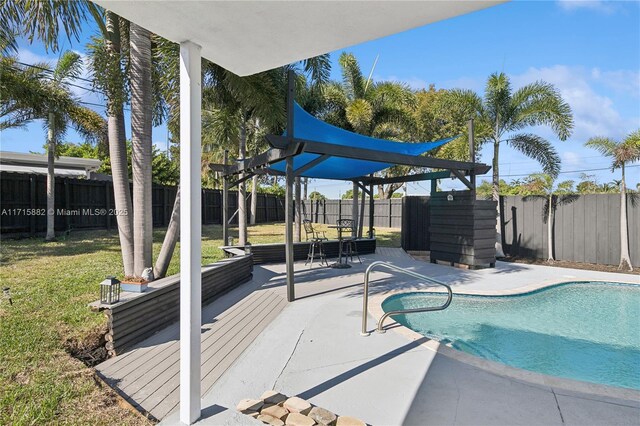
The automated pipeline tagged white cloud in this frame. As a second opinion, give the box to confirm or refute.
[17,48,55,67]
[561,151,583,168]
[509,65,638,141]
[591,68,640,97]
[557,0,617,14]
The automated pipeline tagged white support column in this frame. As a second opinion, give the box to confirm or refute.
[179,40,202,425]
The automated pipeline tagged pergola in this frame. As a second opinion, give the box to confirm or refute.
[212,70,490,302]
[91,1,506,423]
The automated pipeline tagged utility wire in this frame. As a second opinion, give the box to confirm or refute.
[501,164,639,178]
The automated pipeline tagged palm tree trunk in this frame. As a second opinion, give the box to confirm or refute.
[493,138,505,257]
[238,118,247,245]
[45,112,55,241]
[547,194,554,261]
[105,12,134,276]
[154,187,180,278]
[130,22,153,277]
[619,164,633,270]
[250,174,258,225]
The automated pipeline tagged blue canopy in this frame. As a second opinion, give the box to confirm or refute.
[269,103,454,180]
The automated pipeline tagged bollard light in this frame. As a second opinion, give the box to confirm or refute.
[100,276,121,305]
[244,242,252,255]
[2,287,12,305]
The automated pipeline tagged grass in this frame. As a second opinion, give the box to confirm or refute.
[0,223,399,424]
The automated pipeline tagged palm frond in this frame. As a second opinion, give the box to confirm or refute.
[508,133,561,178]
[54,50,83,82]
[511,81,574,140]
[338,52,365,100]
[484,72,513,133]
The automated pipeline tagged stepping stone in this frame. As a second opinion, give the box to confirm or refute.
[309,406,337,425]
[284,396,312,414]
[286,412,316,426]
[262,404,289,420]
[259,414,285,426]
[261,390,288,405]
[237,399,264,413]
[336,416,366,426]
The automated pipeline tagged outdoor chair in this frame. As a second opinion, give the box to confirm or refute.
[303,219,328,267]
[336,218,362,264]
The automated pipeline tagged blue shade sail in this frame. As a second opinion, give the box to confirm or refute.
[269,103,454,179]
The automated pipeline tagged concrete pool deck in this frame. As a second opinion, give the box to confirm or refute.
[155,247,639,425]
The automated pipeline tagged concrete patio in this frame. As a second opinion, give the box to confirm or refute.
[97,248,639,425]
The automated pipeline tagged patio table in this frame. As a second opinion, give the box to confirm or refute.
[328,224,353,269]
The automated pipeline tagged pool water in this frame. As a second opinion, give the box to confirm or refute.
[382,282,640,390]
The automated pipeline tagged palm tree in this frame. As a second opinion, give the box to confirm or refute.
[450,73,574,256]
[1,0,104,54]
[322,52,417,199]
[130,22,154,277]
[522,174,578,261]
[585,130,640,271]
[88,11,136,276]
[1,53,106,240]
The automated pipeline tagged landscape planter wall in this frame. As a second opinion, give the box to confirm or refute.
[91,255,253,356]
[224,239,377,264]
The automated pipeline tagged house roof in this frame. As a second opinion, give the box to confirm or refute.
[0,151,101,171]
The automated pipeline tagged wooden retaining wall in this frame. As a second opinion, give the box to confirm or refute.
[225,239,377,264]
[429,191,497,268]
[94,255,253,356]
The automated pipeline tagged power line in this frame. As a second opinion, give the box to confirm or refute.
[16,60,96,85]
[501,165,639,178]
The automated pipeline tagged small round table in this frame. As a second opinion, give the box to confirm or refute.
[328,225,353,269]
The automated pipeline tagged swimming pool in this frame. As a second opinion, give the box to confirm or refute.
[382,282,640,390]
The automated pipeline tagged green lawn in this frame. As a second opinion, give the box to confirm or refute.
[0,223,399,424]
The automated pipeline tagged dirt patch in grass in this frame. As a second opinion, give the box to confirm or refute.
[62,324,110,368]
[501,256,639,275]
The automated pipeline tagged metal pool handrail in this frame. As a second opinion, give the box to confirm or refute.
[361,261,453,336]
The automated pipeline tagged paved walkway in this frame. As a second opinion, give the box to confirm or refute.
[147,248,639,425]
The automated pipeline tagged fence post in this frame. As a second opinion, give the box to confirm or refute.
[64,178,71,231]
[106,181,112,230]
[388,199,392,228]
[338,199,342,221]
[30,174,36,236]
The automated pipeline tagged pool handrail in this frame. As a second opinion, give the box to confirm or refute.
[361,261,453,336]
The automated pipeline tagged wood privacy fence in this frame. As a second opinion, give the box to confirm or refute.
[501,194,640,266]
[300,198,404,229]
[400,194,640,266]
[0,172,285,237]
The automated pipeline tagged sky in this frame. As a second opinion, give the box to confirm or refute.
[1,0,639,199]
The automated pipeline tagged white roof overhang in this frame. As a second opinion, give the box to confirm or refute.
[92,0,506,76]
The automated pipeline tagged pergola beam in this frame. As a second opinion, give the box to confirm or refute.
[267,135,488,172]
[294,154,330,176]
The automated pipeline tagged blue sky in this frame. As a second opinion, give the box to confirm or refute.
[2,0,639,198]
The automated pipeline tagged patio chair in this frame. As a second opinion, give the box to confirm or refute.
[336,218,362,264]
[303,219,328,267]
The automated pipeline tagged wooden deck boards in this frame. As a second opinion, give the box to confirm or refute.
[94,248,396,421]
[95,277,286,421]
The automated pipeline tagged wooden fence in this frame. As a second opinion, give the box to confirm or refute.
[0,172,285,237]
[399,194,640,266]
[300,198,403,229]
[501,194,640,266]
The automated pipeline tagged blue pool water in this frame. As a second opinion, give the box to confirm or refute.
[382,282,640,390]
